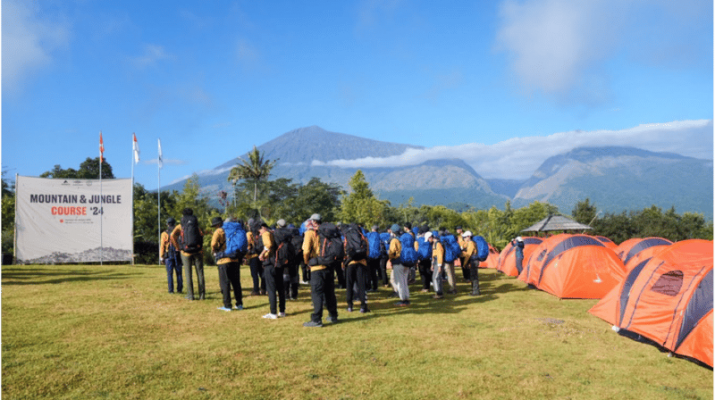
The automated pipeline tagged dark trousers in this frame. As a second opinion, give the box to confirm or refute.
[418,258,433,291]
[218,261,242,308]
[460,257,471,281]
[264,265,285,315]
[470,260,480,293]
[379,257,389,286]
[181,252,205,300]
[334,262,346,288]
[345,263,367,309]
[366,258,380,291]
[249,257,265,293]
[165,256,183,293]
[285,263,299,299]
[516,257,524,275]
[310,268,338,323]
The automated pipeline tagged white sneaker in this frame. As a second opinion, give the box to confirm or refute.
[278,312,286,318]
[262,313,278,320]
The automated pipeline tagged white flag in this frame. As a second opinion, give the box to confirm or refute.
[133,133,140,163]
[158,138,163,169]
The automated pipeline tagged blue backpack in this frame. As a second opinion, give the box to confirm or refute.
[441,234,461,263]
[216,221,247,260]
[400,232,418,265]
[367,231,384,259]
[379,232,391,258]
[417,236,432,260]
[473,235,489,262]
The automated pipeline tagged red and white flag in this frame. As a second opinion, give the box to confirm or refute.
[99,131,105,163]
[133,133,140,163]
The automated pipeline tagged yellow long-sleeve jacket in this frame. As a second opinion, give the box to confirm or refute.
[388,236,402,261]
[211,227,241,265]
[245,231,258,261]
[432,240,445,266]
[160,230,172,259]
[303,229,326,271]
[461,239,477,266]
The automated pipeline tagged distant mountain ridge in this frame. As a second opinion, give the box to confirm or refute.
[166,126,713,219]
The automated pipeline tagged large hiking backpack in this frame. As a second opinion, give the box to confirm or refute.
[316,222,345,266]
[379,232,391,258]
[473,235,489,262]
[290,228,304,265]
[250,219,265,254]
[417,236,432,261]
[215,221,247,260]
[400,232,418,266]
[442,234,461,263]
[273,227,296,267]
[344,223,368,261]
[367,231,384,260]
[180,215,202,253]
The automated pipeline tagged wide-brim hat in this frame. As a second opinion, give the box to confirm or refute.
[211,217,223,227]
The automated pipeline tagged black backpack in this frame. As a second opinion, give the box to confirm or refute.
[316,222,345,266]
[290,228,304,265]
[273,228,296,268]
[250,219,265,254]
[180,215,202,253]
[344,223,368,261]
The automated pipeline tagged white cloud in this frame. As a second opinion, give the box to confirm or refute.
[494,0,711,103]
[131,44,173,69]
[317,120,713,179]
[2,0,70,93]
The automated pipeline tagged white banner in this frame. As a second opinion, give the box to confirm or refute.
[15,176,133,264]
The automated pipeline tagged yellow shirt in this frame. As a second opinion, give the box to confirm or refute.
[388,237,402,261]
[432,241,445,266]
[160,230,172,259]
[245,231,257,260]
[302,229,325,271]
[461,240,477,260]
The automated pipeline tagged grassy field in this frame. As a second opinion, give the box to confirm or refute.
[2,263,712,400]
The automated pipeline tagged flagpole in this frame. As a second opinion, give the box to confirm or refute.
[99,131,103,266]
[131,133,135,265]
[157,138,162,265]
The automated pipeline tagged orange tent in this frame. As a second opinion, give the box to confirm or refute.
[614,237,673,270]
[496,237,543,276]
[481,244,500,269]
[518,234,626,299]
[589,239,713,367]
[594,235,617,249]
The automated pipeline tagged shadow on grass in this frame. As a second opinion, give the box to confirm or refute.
[1,267,140,286]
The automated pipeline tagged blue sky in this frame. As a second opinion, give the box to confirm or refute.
[3,0,713,187]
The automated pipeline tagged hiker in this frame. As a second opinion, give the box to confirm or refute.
[303,213,340,327]
[286,224,303,300]
[366,225,383,292]
[259,222,284,319]
[440,228,459,295]
[512,236,525,275]
[210,217,245,311]
[416,225,433,293]
[388,223,410,306]
[334,222,347,289]
[405,222,417,284]
[170,208,205,300]
[461,231,480,296]
[456,226,470,283]
[160,217,183,294]
[246,218,266,296]
[343,223,370,313]
[379,230,391,288]
[427,232,444,299]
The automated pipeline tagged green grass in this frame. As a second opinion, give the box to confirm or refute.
[2,264,712,400]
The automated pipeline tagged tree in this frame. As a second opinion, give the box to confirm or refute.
[227,146,277,217]
[41,157,115,179]
[572,198,598,225]
[295,178,343,224]
[339,170,388,226]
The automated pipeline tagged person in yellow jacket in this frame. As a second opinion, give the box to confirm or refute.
[258,222,284,320]
[170,208,205,301]
[389,223,410,306]
[302,214,339,327]
[211,217,244,311]
[246,218,266,296]
[160,217,183,294]
[427,232,444,299]
[456,226,470,283]
[461,231,480,296]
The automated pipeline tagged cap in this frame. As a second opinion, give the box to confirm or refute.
[167,217,176,225]
[211,217,223,227]
[462,230,472,237]
[372,225,379,231]
[310,213,322,222]
[404,222,412,229]
[456,225,462,231]
[390,224,400,233]
[276,219,286,227]
[516,236,523,242]
[424,232,433,240]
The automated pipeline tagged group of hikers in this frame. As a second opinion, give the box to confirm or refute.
[159,208,515,327]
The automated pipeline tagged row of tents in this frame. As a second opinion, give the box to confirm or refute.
[477,231,712,368]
